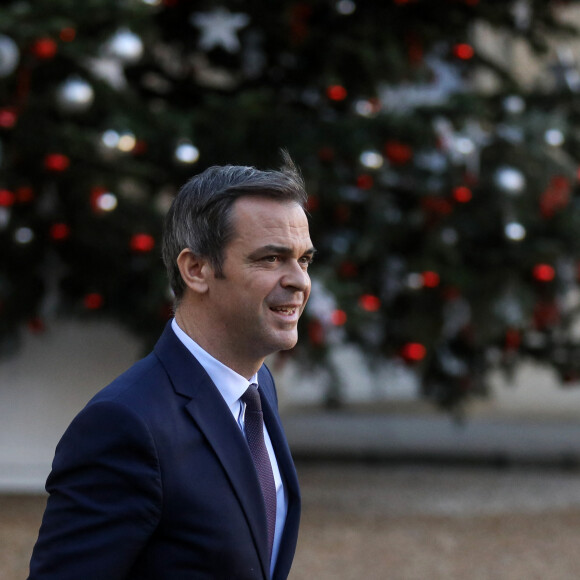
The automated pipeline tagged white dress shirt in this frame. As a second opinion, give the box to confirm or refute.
[171,318,287,574]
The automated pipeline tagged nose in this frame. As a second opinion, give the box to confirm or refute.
[281,260,310,293]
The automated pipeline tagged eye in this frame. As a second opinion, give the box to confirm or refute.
[263,255,279,263]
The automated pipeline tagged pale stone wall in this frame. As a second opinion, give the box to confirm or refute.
[1,320,579,492]
[0,320,142,492]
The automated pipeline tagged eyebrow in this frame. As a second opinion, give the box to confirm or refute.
[248,244,317,259]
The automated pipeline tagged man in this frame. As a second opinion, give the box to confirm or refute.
[28,153,314,579]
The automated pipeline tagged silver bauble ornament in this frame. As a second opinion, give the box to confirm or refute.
[544,128,565,147]
[104,28,144,64]
[494,166,525,195]
[503,95,525,115]
[505,221,526,241]
[56,76,94,112]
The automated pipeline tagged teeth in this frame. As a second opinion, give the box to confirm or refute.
[273,307,295,313]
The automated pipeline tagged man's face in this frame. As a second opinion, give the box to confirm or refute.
[205,197,314,374]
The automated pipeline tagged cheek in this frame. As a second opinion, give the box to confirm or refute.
[255,274,280,295]
[239,282,273,310]
[303,278,312,299]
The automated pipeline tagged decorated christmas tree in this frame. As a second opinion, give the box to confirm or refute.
[2,0,580,408]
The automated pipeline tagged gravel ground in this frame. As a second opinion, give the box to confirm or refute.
[5,463,580,579]
[292,463,580,580]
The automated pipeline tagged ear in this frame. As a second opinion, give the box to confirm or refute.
[176,249,212,294]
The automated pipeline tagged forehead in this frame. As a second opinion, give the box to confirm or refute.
[230,197,311,242]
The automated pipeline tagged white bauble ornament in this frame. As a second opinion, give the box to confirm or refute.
[14,226,34,244]
[175,141,200,164]
[504,221,526,241]
[0,34,19,77]
[494,166,525,195]
[503,95,525,115]
[56,76,94,112]
[104,28,144,64]
[544,128,565,147]
[336,0,356,15]
[359,151,383,169]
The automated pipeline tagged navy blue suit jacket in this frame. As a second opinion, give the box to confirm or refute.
[28,322,301,580]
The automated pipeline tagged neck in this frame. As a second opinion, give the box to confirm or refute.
[174,306,263,380]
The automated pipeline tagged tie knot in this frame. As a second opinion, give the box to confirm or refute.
[241,383,262,412]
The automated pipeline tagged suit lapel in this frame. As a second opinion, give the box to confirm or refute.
[154,324,271,579]
[257,367,300,504]
[259,388,301,580]
[259,390,300,501]
[185,394,271,578]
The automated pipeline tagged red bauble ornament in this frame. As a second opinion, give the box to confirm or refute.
[307,319,325,346]
[405,31,423,64]
[442,286,462,301]
[84,293,104,310]
[539,175,570,218]
[326,85,347,101]
[130,233,155,253]
[359,294,381,312]
[384,141,413,165]
[0,108,17,128]
[532,263,555,282]
[453,43,474,60]
[44,153,70,172]
[422,196,453,216]
[452,186,472,203]
[317,147,335,163]
[15,186,34,203]
[32,37,58,59]
[0,189,15,207]
[533,300,560,330]
[334,204,351,223]
[331,309,347,326]
[400,342,427,362]
[59,27,76,42]
[407,44,423,64]
[356,174,374,190]
[504,328,521,351]
[131,139,148,156]
[338,261,358,278]
[28,317,46,334]
[422,271,440,288]
[50,222,70,241]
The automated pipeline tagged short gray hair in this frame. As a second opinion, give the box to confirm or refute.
[162,152,308,302]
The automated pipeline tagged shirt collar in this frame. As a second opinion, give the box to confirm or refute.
[171,318,257,415]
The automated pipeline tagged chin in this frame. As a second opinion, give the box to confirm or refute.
[271,333,298,353]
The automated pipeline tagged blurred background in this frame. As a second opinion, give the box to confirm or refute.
[4,0,580,578]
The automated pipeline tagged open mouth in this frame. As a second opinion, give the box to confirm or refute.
[270,306,298,315]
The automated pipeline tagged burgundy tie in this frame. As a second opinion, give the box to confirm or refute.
[241,384,277,560]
